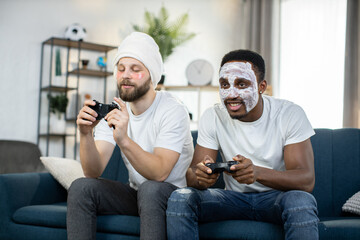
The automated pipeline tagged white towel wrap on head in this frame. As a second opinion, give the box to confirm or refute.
[113,32,164,89]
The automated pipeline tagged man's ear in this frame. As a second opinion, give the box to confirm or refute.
[259,80,267,94]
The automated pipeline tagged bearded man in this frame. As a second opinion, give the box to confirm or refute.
[67,32,193,240]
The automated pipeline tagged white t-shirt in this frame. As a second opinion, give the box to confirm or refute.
[197,95,315,193]
[94,91,194,190]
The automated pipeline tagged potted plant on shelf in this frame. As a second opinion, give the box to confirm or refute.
[47,93,68,133]
[132,6,196,85]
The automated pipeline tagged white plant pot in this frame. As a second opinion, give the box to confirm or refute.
[50,113,66,134]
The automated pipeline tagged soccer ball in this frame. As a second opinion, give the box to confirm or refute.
[64,23,87,41]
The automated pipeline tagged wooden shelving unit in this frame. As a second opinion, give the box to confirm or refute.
[37,37,117,158]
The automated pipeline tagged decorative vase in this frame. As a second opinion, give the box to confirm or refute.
[55,48,62,76]
[53,48,64,86]
[81,59,89,69]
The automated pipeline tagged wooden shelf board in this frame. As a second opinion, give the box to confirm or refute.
[156,85,219,91]
[43,37,117,52]
[69,69,113,77]
[39,133,76,137]
[41,86,76,92]
[65,118,77,122]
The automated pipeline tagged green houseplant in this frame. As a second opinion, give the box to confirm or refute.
[47,93,68,119]
[132,6,196,84]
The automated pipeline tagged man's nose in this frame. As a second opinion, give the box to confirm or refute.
[122,69,131,79]
[228,88,239,98]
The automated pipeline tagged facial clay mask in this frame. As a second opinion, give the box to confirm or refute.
[219,62,259,112]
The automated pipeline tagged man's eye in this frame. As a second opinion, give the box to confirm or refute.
[236,82,248,88]
[221,83,229,88]
[131,66,142,72]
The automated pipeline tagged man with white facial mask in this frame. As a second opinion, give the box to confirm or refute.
[219,61,259,114]
[66,32,193,240]
[167,50,319,240]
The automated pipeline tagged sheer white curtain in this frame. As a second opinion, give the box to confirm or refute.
[279,0,347,128]
[343,0,360,128]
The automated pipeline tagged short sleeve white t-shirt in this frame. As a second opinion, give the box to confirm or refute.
[94,91,194,190]
[197,95,315,193]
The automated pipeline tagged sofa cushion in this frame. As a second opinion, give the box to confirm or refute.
[311,128,360,217]
[97,215,140,235]
[40,157,85,190]
[102,145,129,183]
[331,129,360,217]
[199,220,284,239]
[310,129,334,217]
[12,203,67,228]
[318,217,360,239]
[0,140,45,174]
[342,191,360,216]
[12,203,140,236]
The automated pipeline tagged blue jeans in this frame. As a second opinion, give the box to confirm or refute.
[166,188,319,240]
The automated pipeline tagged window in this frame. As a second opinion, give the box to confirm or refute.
[279,0,347,128]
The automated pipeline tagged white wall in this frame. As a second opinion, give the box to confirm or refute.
[0,0,243,148]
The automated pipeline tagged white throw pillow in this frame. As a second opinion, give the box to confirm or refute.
[342,191,360,215]
[40,156,85,190]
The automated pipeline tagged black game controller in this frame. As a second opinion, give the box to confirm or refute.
[205,161,238,174]
[89,100,119,120]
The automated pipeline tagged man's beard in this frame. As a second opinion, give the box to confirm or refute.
[227,108,248,120]
[222,99,247,120]
[230,112,248,120]
[118,78,151,102]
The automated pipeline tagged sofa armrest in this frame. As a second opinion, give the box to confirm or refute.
[0,172,67,217]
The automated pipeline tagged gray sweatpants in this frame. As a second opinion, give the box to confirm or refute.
[67,178,178,240]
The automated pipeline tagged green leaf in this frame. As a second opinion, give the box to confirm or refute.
[47,93,68,115]
[131,6,196,61]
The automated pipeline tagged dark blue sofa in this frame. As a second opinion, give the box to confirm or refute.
[1,129,360,239]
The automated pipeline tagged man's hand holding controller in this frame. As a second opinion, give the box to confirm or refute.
[224,154,258,185]
[194,155,220,189]
[77,98,122,134]
[76,99,101,136]
[203,154,259,185]
[104,97,130,146]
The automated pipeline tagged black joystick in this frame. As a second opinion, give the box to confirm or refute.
[205,161,238,174]
[89,100,119,120]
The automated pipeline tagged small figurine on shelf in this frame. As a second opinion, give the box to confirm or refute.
[97,56,107,70]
